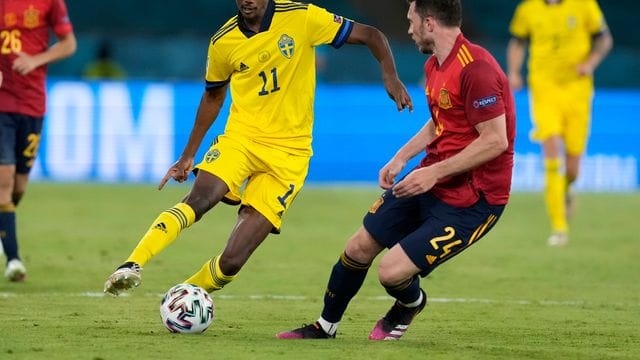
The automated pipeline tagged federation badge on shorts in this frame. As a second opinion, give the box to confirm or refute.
[23,5,40,29]
[438,88,453,110]
[205,149,220,163]
[369,195,384,214]
[278,34,295,59]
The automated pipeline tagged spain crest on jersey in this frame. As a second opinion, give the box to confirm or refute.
[24,5,40,29]
[278,34,295,59]
[438,88,453,110]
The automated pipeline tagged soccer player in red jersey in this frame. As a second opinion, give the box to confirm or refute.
[0,0,76,281]
[278,0,516,340]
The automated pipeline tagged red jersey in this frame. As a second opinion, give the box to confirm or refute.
[0,0,73,117]
[421,34,516,207]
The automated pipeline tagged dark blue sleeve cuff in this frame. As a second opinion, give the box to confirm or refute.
[331,20,354,49]
[205,79,230,91]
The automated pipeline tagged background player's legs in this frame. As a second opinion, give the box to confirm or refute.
[542,136,569,246]
[0,164,25,281]
[12,173,28,206]
[563,85,592,222]
[185,205,273,292]
[564,153,581,219]
[0,165,18,261]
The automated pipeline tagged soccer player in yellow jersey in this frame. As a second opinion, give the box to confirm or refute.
[104,0,413,297]
[507,0,612,246]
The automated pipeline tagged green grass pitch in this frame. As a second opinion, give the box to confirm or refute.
[0,183,638,359]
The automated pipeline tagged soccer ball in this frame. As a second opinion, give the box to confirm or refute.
[160,283,214,334]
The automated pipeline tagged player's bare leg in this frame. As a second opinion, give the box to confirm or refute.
[183,205,273,292]
[564,153,581,221]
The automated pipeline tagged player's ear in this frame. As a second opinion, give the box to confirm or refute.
[425,16,435,32]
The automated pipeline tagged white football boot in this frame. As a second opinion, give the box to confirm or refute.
[5,259,27,282]
[103,263,143,296]
[547,232,569,247]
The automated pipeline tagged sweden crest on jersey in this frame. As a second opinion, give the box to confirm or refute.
[278,34,295,59]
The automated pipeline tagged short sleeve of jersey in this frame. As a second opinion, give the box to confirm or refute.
[305,4,354,48]
[49,0,73,37]
[205,37,233,89]
[508,2,529,39]
[585,0,607,35]
[460,61,506,126]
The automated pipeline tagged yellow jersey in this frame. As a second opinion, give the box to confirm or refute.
[509,0,607,84]
[205,0,353,156]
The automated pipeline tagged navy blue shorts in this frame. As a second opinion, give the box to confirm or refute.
[0,112,44,174]
[363,189,505,277]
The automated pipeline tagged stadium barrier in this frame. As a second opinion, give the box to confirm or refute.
[32,80,639,191]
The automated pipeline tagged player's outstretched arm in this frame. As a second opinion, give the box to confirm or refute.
[158,85,228,190]
[345,23,413,112]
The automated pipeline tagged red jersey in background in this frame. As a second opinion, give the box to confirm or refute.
[0,0,73,117]
[421,33,516,207]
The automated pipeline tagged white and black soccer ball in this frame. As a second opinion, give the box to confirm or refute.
[160,283,214,334]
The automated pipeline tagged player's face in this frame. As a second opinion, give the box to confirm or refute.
[236,0,269,22]
[407,3,434,54]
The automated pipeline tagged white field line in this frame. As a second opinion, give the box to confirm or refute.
[0,291,599,306]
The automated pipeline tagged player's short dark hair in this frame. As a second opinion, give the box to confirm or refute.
[407,0,462,28]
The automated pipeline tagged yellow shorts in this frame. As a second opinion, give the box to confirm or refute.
[195,134,309,232]
[529,77,594,155]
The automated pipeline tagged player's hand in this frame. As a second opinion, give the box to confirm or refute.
[576,62,595,77]
[378,157,406,190]
[383,76,413,112]
[158,157,194,190]
[392,167,437,198]
[12,52,39,75]
[0,70,3,88]
[508,73,523,92]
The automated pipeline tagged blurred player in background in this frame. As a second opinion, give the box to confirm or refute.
[82,39,126,80]
[277,0,515,340]
[507,0,613,246]
[103,0,412,297]
[0,0,77,281]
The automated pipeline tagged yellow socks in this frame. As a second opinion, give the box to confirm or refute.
[544,158,568,234]
[184,255,236,293]
[126,203,196,266]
